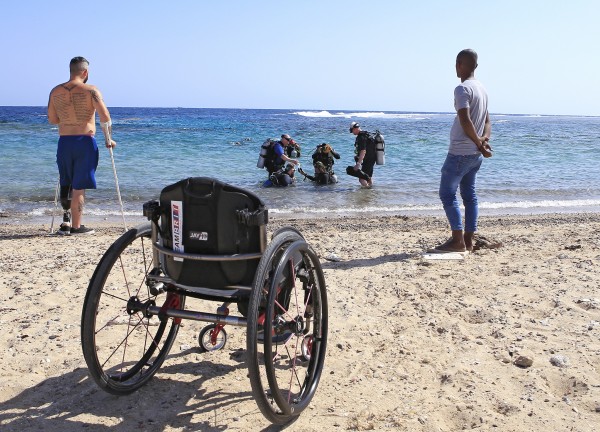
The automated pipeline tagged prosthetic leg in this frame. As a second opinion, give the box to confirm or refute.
[57,185,72,235]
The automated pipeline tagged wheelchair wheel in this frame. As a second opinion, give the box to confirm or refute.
[198,324,227,352]
[247,231,328,424]
[81,223,185,395]
[270,225,304,241]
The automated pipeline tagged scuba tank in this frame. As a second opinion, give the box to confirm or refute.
[374,130,385,165]
[288,146,300,158]
[257,139,273,169]
[287,139,301,158]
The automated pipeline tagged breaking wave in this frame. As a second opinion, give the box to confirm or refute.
[293,110,447,120]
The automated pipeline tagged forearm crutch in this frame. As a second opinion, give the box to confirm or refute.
[102,120,127,232]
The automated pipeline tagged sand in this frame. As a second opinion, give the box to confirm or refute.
[1,212,599,431]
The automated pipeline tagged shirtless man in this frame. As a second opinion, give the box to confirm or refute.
[48,56,116,235]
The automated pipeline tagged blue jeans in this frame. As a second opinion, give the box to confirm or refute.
[439,153,483,232]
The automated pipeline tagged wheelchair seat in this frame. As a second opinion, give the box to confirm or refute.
[157,177,268,294]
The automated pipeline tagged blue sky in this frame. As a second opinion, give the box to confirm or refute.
[2,1,599,115]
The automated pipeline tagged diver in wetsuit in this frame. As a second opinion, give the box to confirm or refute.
[298,143,340,185]
[263,163,297,187]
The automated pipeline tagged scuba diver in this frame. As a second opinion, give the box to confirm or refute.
[298,143,340,185]
[257,134,299,176]
[263,163,297,187]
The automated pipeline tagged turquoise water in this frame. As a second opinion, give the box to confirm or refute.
[1,106,599,219]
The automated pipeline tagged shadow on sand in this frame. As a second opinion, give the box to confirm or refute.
[0,348,290,432]
[320,252,415,270]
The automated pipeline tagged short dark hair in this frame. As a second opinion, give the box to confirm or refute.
[457,49,478,70]
[69,56,89,74]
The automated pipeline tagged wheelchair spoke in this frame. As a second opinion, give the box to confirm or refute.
[248,236,328,422]
[100,313,145,370]
[82,224,184,394]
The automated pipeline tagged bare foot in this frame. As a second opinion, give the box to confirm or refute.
[427,238,467,253]
[464,232,474,252]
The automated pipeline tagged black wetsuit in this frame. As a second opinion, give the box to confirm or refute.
[312,148,340,172]
[269,167,295,186]
[354,131,376,177]
[301,170,336,185]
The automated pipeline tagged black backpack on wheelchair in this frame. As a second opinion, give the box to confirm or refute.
[159,177,267,293]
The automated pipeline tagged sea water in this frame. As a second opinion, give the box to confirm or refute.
[1,106,599,220]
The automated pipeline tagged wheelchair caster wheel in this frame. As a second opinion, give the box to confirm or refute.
[301,335,313,361]
[198,324,227,352]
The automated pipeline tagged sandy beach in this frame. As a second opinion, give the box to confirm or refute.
[1,212,599,431]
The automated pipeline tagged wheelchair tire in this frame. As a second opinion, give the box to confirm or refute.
[198,324,227,352]
[270,226,304,241]
[247,231,328,424]
[81,223,185,395]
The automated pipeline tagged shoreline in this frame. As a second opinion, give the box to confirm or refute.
[2,211,600,236]
[1,212,599,431]
[3,205,600,226]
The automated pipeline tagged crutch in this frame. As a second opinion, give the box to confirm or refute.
[102,120,127,232]
[49,177,60,234]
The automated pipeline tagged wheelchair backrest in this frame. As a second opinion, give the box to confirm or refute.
[159,177,268,288]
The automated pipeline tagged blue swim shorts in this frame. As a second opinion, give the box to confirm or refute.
[56,135,99,189]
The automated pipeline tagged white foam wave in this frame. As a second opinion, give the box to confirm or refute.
[23,199,600,219]
[28,207,141,217]
[293,111,442,120]
[269,198,600,215]
[84,209,141,216]
[294,111,349,118]
[29,207,51,216]
[270,204,439,214]
[480,199,600,209]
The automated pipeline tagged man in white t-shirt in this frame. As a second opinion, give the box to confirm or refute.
[430,49,492,253]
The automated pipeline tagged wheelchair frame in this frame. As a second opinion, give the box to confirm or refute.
[80,183,328,425]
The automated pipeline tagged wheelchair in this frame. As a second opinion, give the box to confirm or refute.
[80,177,328,425]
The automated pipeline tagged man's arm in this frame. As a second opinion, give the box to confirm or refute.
[90,87,110,122]
[47,90,59,124]
[457,108,488,148]
[482,112,491,141]
[354,134,367,170]
[354,149,366,170]
[90,87,116,148]
[298,167,316,182]
[274,143,297,165]
[281,154,299,165]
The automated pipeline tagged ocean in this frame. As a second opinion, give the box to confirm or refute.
[1,106,599,221]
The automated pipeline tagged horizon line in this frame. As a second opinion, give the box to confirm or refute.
[0,105,598,118]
